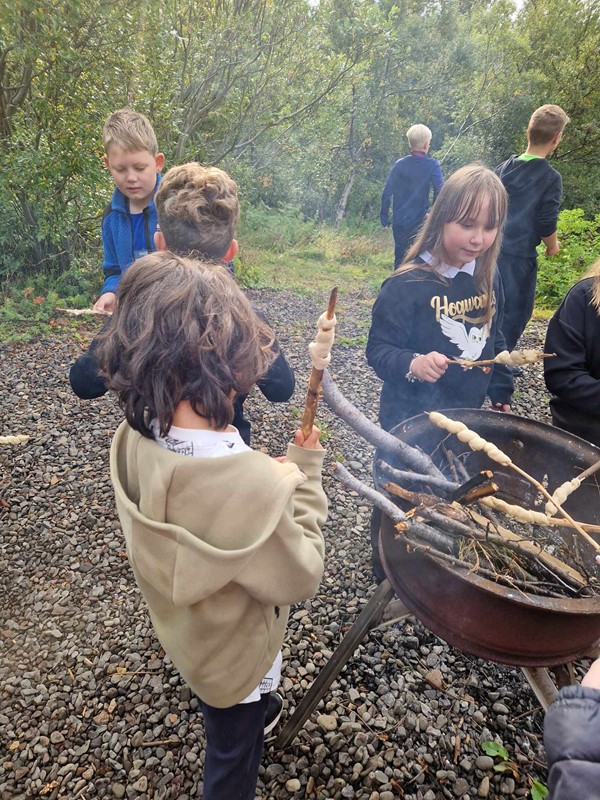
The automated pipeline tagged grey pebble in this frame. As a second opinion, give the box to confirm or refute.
[0,307,551,800]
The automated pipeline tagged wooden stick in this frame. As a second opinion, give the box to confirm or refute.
[334,462,407,526]
[55,307,111,317]
[447,352,555,369]
[510,462,600,556]
[301,288,337,438]
[322,371,443,478]
[377,460,457,495]
[577,457,600,484]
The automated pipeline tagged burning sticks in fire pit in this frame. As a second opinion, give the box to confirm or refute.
[323,373,600,601]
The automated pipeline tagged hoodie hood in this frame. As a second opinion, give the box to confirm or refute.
[495,156,552,196]
[110,420,307,606]
[109,420,327,707]
[495,155,562,257]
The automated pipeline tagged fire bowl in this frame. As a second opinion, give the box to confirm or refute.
[375,409,600,666]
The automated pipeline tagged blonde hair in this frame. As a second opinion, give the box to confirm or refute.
[400,164,508,324]
[583,257,600,313]
[97,252,275,437]
[527,105,570,146]
[103,109,158,156]
[407,124,432,150]
[155,163,240,260]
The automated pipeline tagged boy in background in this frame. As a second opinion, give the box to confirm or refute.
[380,123,444,268]
[495,104,569,351]
[70,162,295,445]
[93,109,164,314]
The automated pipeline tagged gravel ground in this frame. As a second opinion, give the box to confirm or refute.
[0,289,566,800]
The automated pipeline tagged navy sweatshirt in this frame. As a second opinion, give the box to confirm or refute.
[544,685,600,800]
[380,154,444,228]
[544,277,600,446]
[366,264,513,431]
[495,156,562,258]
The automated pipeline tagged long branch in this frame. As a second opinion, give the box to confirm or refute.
[378,460,457,494]
[322,371,443,478]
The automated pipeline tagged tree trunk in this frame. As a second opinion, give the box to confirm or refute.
[334,168,355,228]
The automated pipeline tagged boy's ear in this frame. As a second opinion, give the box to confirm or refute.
[222,239,238,262]
[154,229,167,251]
[155,152,165,173]
[103,154,110,169]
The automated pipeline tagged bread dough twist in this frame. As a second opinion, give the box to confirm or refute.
[428,411,512,466]
[309,312,337,369]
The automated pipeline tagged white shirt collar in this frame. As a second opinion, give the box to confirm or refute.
[420,250,476,279]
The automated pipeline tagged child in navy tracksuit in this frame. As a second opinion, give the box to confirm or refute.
[367,164,513,580]
[380,123,444,267]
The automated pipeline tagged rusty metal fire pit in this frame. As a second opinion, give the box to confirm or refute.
[375,409,600,667]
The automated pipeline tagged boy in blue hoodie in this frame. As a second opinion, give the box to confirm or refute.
[93,109,164,314]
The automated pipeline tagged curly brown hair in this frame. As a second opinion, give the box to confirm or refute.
[155,163,240,260]
[96,252,275,437]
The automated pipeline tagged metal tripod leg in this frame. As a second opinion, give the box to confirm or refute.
[522,667,558,711]
[274,579,396,749]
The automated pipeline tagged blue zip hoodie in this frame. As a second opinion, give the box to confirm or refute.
[100,174,161,295]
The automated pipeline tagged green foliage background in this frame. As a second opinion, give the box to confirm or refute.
[1,0,600,306]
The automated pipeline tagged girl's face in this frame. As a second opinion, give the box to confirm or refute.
[442,197,499,268]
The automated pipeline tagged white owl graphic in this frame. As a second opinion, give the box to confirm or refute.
[439,314,489,361]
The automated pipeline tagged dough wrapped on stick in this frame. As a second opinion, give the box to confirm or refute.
[301,288,337,439]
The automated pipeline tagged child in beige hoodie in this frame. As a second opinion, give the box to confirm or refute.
[97,251,328,800]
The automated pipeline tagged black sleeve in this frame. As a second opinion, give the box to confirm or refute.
[257,346,295,402]
[366,276,417,382]
[254,309,295,402]
[544,685,600,799]
[487,272,513,405]
[69,323,110,400]
[544,283,600,411]
[536,171,562,239]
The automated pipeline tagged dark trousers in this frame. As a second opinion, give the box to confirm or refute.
[392,221,421,268]
[200,692,269,800]
[497,253,538,351]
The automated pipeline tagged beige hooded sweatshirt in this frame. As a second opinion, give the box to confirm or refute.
[110,421,327,708]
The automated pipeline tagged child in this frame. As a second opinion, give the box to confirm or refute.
[495,104,569,351]
[543,657,600,798]
[380,123,445,268]
[96,251,327,800]
[93,109,165,314]
[70,162,295,444]
[366,164,513,580]
[543,257,600,447]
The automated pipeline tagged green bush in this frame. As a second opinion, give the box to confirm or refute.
[238,203,318,253]
[536,208,600,309]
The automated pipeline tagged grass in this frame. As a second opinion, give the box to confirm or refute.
[3,202,590,341]
[237,225,392,294]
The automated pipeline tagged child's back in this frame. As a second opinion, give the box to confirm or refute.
[495,104,569,350]
[70,162,295,443]
[98,251,327,799]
